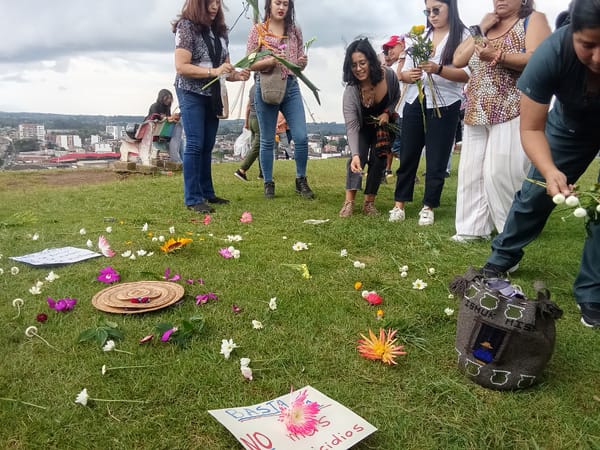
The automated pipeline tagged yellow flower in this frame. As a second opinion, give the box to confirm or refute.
[411,24,426,35]
[160,237,193,253]
[354,281,363,290]
[357,328,406,365]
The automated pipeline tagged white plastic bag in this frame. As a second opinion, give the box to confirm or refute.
[233,128,252,158]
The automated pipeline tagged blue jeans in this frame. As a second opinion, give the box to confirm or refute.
[176,88,219,206]
[487,128,600,304]
[255,76,308,182]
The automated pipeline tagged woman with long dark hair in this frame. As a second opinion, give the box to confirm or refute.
[389,0,469,225]
[339,38,400,217]
[482,0,600,327]
[173,0,250,213]
[451,0,550,241]
[246,0,314,200]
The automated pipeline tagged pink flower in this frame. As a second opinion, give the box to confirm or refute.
[240,212,253,223]
[161,327,177,342]
[278,389,320,435]
[47,297,77,312]
[36,313,48,323]
[163,268,181,282]
[203,215,212,225]
[97,266,120,284]
[139,334,154,344]
[219,247,233,259]
[231,304,242,314]
[364,292,383,306]
[98,235,115,257]
[195,292,218,305]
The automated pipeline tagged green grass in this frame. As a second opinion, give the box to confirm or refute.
[0,157,599,450]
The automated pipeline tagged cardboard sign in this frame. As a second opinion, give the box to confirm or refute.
[208,385,377,450]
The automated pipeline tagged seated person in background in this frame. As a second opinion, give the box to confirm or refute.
[146,89,183,163]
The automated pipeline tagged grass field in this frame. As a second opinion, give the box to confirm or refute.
[0,156,598,449]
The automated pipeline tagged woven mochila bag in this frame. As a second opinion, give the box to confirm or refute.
[449,268,563,390]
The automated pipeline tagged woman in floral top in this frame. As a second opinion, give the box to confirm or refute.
[246,0,314,200]
[173,0,249,214]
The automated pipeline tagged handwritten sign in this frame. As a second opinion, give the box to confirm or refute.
[10,247,102,266]
[208,385,377,450]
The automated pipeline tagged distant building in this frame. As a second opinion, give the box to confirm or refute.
[55,134,82,150]
[90,135,100,145]
[94,143,113,153]
[18,123,45,141]
[105,126,125,140]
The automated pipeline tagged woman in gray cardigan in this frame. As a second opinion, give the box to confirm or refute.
[339,38,401,217]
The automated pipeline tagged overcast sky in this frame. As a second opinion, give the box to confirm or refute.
[0,1,567,123]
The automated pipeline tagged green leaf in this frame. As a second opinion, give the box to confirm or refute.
[155,323,173,334]
[104,320,119,329]
[96,329,109,347]
[77,329,98,343]
[107,328,124,341]
[271,55,321,105]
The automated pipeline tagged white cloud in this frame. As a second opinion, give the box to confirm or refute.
[0,1,567,122]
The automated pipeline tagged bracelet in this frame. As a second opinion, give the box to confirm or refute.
[436,64,443,75]
[491,50,503,66]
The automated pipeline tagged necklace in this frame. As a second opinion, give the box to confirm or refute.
[360,83,375,108]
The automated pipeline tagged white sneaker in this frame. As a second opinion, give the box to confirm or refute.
[418,207,434,226]
[450,234,491,243]
[388,206,405,222]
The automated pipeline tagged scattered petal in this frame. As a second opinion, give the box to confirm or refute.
[252,320,264,329]
[269,297,278,311]
[45,271,59,282]
[240,212,253,223]
[444,307,455,316]
[79,228,87,235]
[232,304,242,314]
[105,226,113,233]
[340,249,348,257]
[36,313,48,323]
[98,235,116,257]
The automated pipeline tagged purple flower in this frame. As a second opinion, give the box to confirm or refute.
[195,292,218,305]
[97,266,120,284]
[219,247,233,259]
[163,268,181,282]
[161,327,177,342]
[47,297,77,312]
[232,304,242,314]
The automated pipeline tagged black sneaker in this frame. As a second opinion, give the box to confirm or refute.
[481,262,507,279]
[579,303,600,328]
[207,196,230,205]
[187,202,215,213]
[234,169,248,181]
[264,181,275,199]
[295,176,314,199]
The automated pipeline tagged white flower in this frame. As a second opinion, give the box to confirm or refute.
[573,207,588,218]
[565,195,579,207]
[101,365,108,376]
[31,232,39,241]
[169,226,175,234]
[129,254,137,260]
[146,252,154,257]
[12,298,24,308]
[241,366,253,381]
[596,204,600,213]
[428,268,436,275]
[400,271,408,278]
[412,279,428,290]
[79,228,87,235]
[10,266,19,275]
[45,271,59,282]
[158,235,165,242]
[240,357,251,368]
[340,249,348,257]
[29,284,42,295]
[74,388,89,406]
[227,234,243,242]
[361,290,370,299]
[141,223,148,232]
[353,261,366,269]
[25,326,38,337]
[105,226,112,233]
[102,340,116,352]
[136,250,147,256]
[444,307,455,316]
[228,246,241,259]
[86,239,93,248]
[152,237,158,242]
[208,233,214,237]
[401,265,409,272]
[0,268,4,275]
[552,194,566,205]
[448,294,454,299]
[220,339,238,359]
[269,297,278,311]
[252,320,263,329]
[282,236,287,240]
[292,241,309,251]
[121,250,132,257]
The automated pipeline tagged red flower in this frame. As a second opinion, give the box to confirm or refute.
[364,292,383,306]
[36,313,48,323]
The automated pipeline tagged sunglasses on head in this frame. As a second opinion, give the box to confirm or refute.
[423,6,442,17]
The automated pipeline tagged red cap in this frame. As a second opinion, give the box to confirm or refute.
[382,35,405,49]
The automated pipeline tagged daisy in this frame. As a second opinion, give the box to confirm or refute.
[268,297,278,311]
[412,279,428,290]
[220,339,238,359]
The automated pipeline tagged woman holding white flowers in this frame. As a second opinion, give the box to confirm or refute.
[451,0,550,241]
[482,0,600,328]
[389,0,469,226]
[246,0,314,200]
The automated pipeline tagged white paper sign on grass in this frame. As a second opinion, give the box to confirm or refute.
[10,247,102,266]
[208,385,377,450]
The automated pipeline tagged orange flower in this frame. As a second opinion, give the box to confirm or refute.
[354,281,363,290]
[160,237,192,253]
[357,328,406,365]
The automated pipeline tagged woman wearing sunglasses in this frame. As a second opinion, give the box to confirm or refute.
[389,0,469,226]
[450,0,550,242]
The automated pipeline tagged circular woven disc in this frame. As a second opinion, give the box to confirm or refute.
[91,281,185,314]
